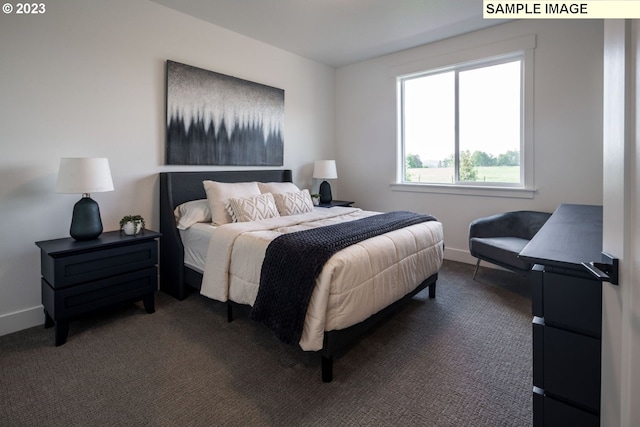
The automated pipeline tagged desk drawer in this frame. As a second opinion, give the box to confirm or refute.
[41,240,158,288]
[543,272,601,337]
[534,392,599,427]
[543,326,600,411]
[533,318,544,388]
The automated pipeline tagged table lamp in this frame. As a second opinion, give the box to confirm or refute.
[313,160,337,204]
[56,157,114,241]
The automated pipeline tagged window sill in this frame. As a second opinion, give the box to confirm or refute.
[390,183,536,199]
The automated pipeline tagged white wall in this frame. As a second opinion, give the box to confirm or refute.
[335,20,604,264]
[0,0,336,335]
[601,19,640,427]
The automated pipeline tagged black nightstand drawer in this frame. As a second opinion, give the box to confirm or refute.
[42,266,157,320]
[41,240,158,289]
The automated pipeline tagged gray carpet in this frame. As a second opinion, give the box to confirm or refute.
[0,260,532,427]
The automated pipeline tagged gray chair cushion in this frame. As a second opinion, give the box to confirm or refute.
[470,237,532,271]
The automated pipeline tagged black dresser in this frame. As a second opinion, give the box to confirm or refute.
[519,204,603,427]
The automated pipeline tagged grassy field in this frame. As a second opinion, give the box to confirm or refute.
[406,166,520,184]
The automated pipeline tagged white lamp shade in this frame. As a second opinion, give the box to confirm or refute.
[313,160,338,179]
[56,157,114,194]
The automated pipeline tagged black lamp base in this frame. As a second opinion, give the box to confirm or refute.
[70,196,103,241]
[319,180,332,204]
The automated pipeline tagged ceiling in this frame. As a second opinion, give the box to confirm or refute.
[149,0,508,67]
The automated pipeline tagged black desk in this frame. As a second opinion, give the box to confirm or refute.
[519,204,602,270]
[519,204,602,427]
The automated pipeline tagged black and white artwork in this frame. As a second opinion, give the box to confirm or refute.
[166,60,284,165]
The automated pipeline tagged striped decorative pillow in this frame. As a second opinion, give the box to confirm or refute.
[227,192,280,222]
[273,189,314,216]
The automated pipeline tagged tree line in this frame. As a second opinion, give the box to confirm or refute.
[406,150,520,169]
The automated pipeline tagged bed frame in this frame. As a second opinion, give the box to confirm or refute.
[159,170,438,382]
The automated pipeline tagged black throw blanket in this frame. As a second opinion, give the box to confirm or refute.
[249,210,437,345]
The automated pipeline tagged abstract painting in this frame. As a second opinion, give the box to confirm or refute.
[166,60,284,165]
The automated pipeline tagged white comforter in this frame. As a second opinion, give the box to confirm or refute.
[201,207,444,351]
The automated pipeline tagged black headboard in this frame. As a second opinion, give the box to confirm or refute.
[159,170,292,300]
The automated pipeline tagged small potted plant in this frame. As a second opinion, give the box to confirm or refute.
[119,215,145,235]
[311,193,321,206]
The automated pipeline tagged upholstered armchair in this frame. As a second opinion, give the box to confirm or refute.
[469,211,551,279]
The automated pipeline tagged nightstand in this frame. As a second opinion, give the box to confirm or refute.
[35,229,161,346]
[317,200,354,208]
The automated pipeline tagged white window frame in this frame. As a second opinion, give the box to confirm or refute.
[391,35,536,199]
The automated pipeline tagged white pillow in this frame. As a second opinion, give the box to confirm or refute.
[227,192,280,222]
[257,181,300,195]
[203,181,261,225]
[173,199,211,230]
[273,189,314,216]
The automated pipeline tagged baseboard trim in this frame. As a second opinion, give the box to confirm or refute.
[444,247,503,271]
[444,247,476,265]
[0,305,44,337]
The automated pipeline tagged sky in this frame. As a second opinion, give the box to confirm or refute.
[403,60,521,165]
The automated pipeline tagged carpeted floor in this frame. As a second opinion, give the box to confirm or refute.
[0,260,532,427]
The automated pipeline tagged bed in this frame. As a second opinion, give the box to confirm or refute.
[159,170,444,382]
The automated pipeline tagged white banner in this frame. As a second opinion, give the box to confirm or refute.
[483,1,640,19]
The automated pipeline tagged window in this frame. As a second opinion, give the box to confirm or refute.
[398,54,526,189]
